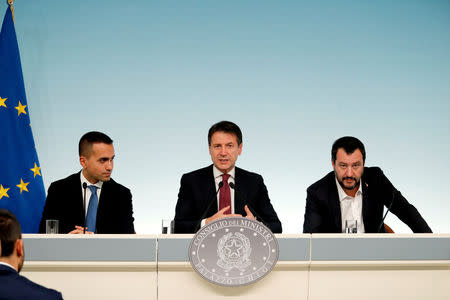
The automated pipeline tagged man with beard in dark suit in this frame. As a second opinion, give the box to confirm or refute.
[39,131,134,234]
[174,121,282,233]
[303,136,432,233]
[1,209,63,299]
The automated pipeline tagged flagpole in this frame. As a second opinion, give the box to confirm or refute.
[8,0,14,23]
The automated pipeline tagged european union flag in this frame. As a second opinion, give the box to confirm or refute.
[0,4,46,233]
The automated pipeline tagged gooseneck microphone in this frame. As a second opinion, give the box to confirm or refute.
[195,181,224,232]
[82,182,87,234]
[229,182,267,227]
[377,189,398,233]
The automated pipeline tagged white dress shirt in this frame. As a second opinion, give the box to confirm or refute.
[80,171,103,216]
[336,177,365,233]
[200,166,236,227]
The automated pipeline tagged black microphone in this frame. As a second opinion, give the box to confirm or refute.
[229,182,267,227]
[377,189,398,233]
[82,182,87,234]
[195,181,224,232]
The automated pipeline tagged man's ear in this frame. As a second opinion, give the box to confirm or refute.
[15,239,24,257]
[80,156,87,169]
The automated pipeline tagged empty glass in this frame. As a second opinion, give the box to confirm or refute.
[161,219,174,234]
[46,219,59,234]
[345,219,358,233]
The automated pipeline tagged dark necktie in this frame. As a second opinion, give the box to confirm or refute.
[219,174,231,214]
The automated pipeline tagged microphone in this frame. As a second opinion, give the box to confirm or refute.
[82,182,87,234]
[195,181,224,232]
[229,182,267,227]
[377,189,398,233]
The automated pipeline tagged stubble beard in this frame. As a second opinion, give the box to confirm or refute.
[335,170,362,191]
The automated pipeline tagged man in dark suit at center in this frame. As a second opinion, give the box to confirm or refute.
[39,131,134,234]
[174,121,282,233]
[1,209,63,299]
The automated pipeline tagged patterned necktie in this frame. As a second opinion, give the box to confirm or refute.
[219,174,231,214]
[86,185,98,232]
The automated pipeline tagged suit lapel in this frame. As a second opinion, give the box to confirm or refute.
[74,172,85,222]
[361,176,369,231]
[205,165,218,215]
[328,174,342,232]
[98,180,109,218]
[233,167,245,215]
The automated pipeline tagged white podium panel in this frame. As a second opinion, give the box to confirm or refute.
[157,262,309,300]
[22,235,157,300]
[20,234,449,300]
[308,234,450,300]
[22,262,157,300]
[309,261,449,300]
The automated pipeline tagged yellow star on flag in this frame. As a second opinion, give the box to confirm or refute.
[30,163,42,177]
[16,179,30,194]
[0,96,6,108]
[0,185,10,199]
[15,100,27,116]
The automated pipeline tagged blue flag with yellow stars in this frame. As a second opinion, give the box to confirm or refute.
[0,4,46,233]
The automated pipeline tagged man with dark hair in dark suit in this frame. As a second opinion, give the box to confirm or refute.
[0,209,63,299]
[39,131,134,234]
[174,121,282,233]
[303,136,432,233]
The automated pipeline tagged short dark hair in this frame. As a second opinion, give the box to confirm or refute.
[0,209,22,257]
[208,121,243,146]
[331,136,366,163]
[79,131,113,157]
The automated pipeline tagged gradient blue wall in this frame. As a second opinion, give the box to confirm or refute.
[3,0,449,233]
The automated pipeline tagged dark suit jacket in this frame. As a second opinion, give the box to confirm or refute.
[303,167,432,233]
[174,165,282,233]
[39,172,135,234]
[0,264,63,300]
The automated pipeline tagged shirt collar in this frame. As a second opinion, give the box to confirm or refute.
[80,170,103,189]
[213,165,235,180]
[335,177,362,201]
[0,261,16,271]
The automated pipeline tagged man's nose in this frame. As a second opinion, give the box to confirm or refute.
[219,147,227,155]
[345,167,353,177]
[106,160,113,171]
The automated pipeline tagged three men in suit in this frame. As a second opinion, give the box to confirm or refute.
[0,209,63,299]
[39,131,134,234]
[174,121,282,233]
[303,136,432,233]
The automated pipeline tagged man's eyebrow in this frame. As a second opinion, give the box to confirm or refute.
[99,155,114,160]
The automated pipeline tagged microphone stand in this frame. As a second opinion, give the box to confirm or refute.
[82,182,87,234]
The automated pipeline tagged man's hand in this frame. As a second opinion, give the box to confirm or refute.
[205,206,242,224]
[244,205,256,220]
[69,225,94,234]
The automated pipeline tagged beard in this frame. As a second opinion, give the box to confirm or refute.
[334,169,362,191]
[338,176,360,190]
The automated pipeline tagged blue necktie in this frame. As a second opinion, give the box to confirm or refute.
[86,185,98,233]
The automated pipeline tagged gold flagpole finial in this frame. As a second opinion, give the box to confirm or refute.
[7,0,15,22]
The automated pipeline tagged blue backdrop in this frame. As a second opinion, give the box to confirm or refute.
[2,1,449,233]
